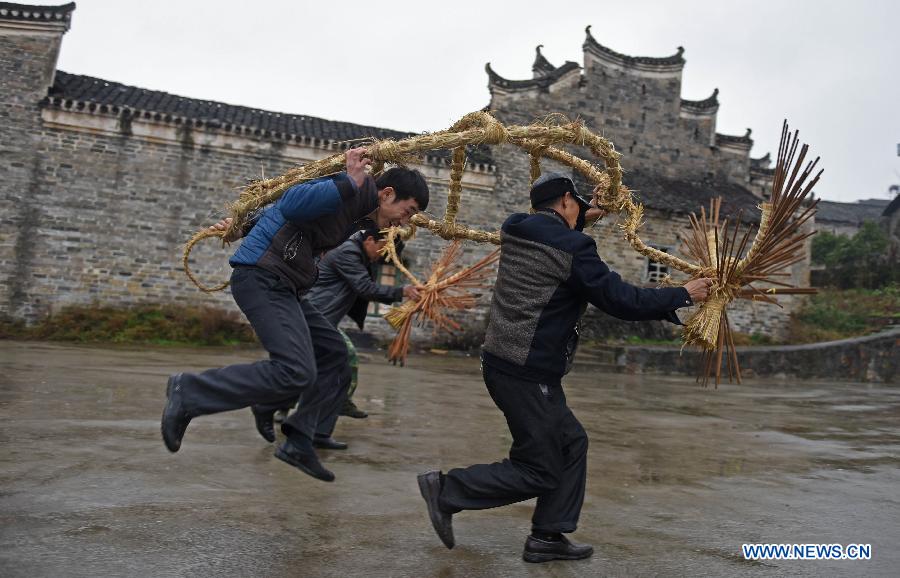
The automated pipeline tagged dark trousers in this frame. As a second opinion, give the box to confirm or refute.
[438,362,589,534]
[179,266,350,441]
[254,377,348,437]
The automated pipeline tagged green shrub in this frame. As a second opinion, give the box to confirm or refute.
[812,224,897,289]
[2,304,257,346]
[788,287,899,343]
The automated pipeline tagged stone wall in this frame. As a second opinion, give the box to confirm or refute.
[604,326,900,384]
[486,40,802,339]
[1,8,805,346]
[5,102,498,323]
[1,19,66,320]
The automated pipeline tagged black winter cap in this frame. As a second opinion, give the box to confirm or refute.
[529,172,591,209]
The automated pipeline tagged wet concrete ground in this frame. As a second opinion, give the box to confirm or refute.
[1,340,898,577]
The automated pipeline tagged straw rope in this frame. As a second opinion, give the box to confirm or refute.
[445,146,466,227]
[380,226,421,287]
[184,110,686,290]
[179,113,819,386]
[738,202,772,270]
[529,149,544,184]
[182,111,707,290]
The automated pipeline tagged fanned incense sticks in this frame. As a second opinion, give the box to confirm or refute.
[682,121,820,386]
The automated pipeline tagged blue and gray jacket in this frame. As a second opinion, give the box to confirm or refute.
[482,210,693,384]
[230,173,378,292]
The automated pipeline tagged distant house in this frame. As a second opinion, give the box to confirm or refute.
[815,198,892,237]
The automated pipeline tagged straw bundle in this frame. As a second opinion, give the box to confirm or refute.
[380,238,500,365]
[681,121,820,386]
[183,111,702,291]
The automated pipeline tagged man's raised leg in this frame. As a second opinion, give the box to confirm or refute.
[161,268,315,452]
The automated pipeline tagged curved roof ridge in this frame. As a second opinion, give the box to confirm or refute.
[681,88,719,112]
[750,151,771,168]
[532,45,556,77]
[0,1,74,28]
[486,60,580,91]
[583,25,685,68]
[716,129,753,146]
[0,1,74,17]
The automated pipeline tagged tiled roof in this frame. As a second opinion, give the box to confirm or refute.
[571,169,765,222]
[816,199,890,224]
[486,61,581,91]
[681,88,719,113]
[626,170,765,221]
[583,25,685,67]
[0,2,74,24]
[45,71,494,167]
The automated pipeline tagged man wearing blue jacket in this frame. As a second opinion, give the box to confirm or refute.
[417,173,712,561]
[249,226,419,448]
[161,148,429,482]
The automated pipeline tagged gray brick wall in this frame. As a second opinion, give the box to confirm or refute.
[1,13,804,344]
[1,25,66,319]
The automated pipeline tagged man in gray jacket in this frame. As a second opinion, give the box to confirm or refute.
[250,226,419,449]
[417,173,713,562]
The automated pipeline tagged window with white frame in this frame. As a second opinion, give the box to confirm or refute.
[645,245,671,284]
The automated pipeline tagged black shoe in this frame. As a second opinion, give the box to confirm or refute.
[252,408,276,443]
[523,534,594,563]
[340,398,368,419]
[313,435,348,450]
[274,438,335,482]
[161,374,192,453]
[417,470,454,549]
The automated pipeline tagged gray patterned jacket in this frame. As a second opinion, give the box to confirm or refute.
[482,210,692,384]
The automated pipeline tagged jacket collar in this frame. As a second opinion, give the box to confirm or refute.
[534,208,571,229]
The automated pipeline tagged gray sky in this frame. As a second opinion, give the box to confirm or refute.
[56,0,899,203]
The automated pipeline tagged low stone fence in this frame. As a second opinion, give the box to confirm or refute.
[605,327,899,383]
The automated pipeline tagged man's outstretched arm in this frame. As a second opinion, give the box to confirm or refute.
[571,238,712,322]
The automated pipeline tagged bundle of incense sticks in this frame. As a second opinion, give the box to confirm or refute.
[683,121,821,386]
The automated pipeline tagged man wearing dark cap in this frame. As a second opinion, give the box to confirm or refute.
[417,172,713,562]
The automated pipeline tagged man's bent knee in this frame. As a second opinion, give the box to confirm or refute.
[518,462,562,494]
[271,361,317,392]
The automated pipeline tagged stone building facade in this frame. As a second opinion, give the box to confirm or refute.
[2,4,816,342]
